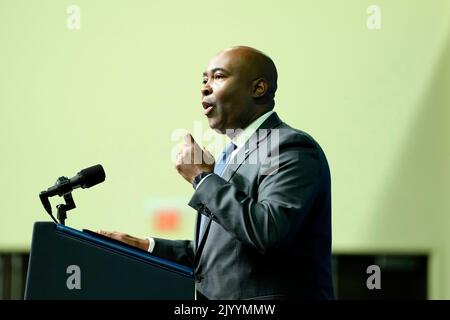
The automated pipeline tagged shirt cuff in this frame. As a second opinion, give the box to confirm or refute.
[195,173,213,190]
[146,237,155,253]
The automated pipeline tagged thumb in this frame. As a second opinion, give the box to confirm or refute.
[183,132,194,145]
[202,146,215,165]
[202,145,212,156]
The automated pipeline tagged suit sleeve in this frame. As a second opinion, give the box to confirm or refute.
[151,238,195,268]
[188,140,326,255]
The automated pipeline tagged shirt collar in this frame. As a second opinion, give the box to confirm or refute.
[231,111,274,149]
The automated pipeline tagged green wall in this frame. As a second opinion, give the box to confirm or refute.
[1,0,449,298]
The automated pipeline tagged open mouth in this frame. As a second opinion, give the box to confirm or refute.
[202,101,214,115]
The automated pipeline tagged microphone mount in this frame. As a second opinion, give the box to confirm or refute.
[40,176,77,225]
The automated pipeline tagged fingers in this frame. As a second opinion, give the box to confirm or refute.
[97,230,119,240]
[98,230,112,237]
[97,230,111,235]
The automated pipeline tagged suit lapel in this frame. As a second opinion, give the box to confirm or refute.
[194,112,283,258]
[221,112,283,182]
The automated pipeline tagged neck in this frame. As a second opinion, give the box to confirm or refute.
[243,108,270,128]
[226,108,271,139]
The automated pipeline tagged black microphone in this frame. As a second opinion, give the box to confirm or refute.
[39,164,106,214]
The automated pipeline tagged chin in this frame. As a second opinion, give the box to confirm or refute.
[214,128,227,135]
[207,118,225,134]
[209,124,226,135]
[210,125,227,135]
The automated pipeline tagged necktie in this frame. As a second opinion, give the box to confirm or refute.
[197,142,237,248]
[213,142,237,176]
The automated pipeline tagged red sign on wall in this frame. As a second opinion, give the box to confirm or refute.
[153,209,181,232]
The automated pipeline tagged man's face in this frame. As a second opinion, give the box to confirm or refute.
[201,50,255,135]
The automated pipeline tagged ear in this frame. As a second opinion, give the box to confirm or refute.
[252,78,269,98]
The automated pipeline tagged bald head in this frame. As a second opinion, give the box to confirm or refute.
[215,46,278,108]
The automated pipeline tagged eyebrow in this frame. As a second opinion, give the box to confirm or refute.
[202,68,229,77]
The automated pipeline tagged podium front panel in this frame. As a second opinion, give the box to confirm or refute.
[25,222,194,299]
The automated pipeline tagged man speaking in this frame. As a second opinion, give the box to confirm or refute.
[100,46,334,300]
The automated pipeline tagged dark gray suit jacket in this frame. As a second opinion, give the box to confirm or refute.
[153,112,334,299]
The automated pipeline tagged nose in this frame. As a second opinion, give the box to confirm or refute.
[201,81,212,97]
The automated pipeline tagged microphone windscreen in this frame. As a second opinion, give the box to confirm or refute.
[78,164,106,188]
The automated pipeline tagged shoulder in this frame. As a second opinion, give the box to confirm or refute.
[261,112,324,150]
[270,120,325,155]
[256,121,331,190]
[261,118,330,178]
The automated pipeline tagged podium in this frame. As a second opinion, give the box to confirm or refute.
[25,222,195,299]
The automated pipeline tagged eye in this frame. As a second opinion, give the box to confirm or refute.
[214,74,224,80]
[202,78,208,84]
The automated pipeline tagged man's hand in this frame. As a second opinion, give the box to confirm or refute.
[97,230,149,251]
[175,133,215,183]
